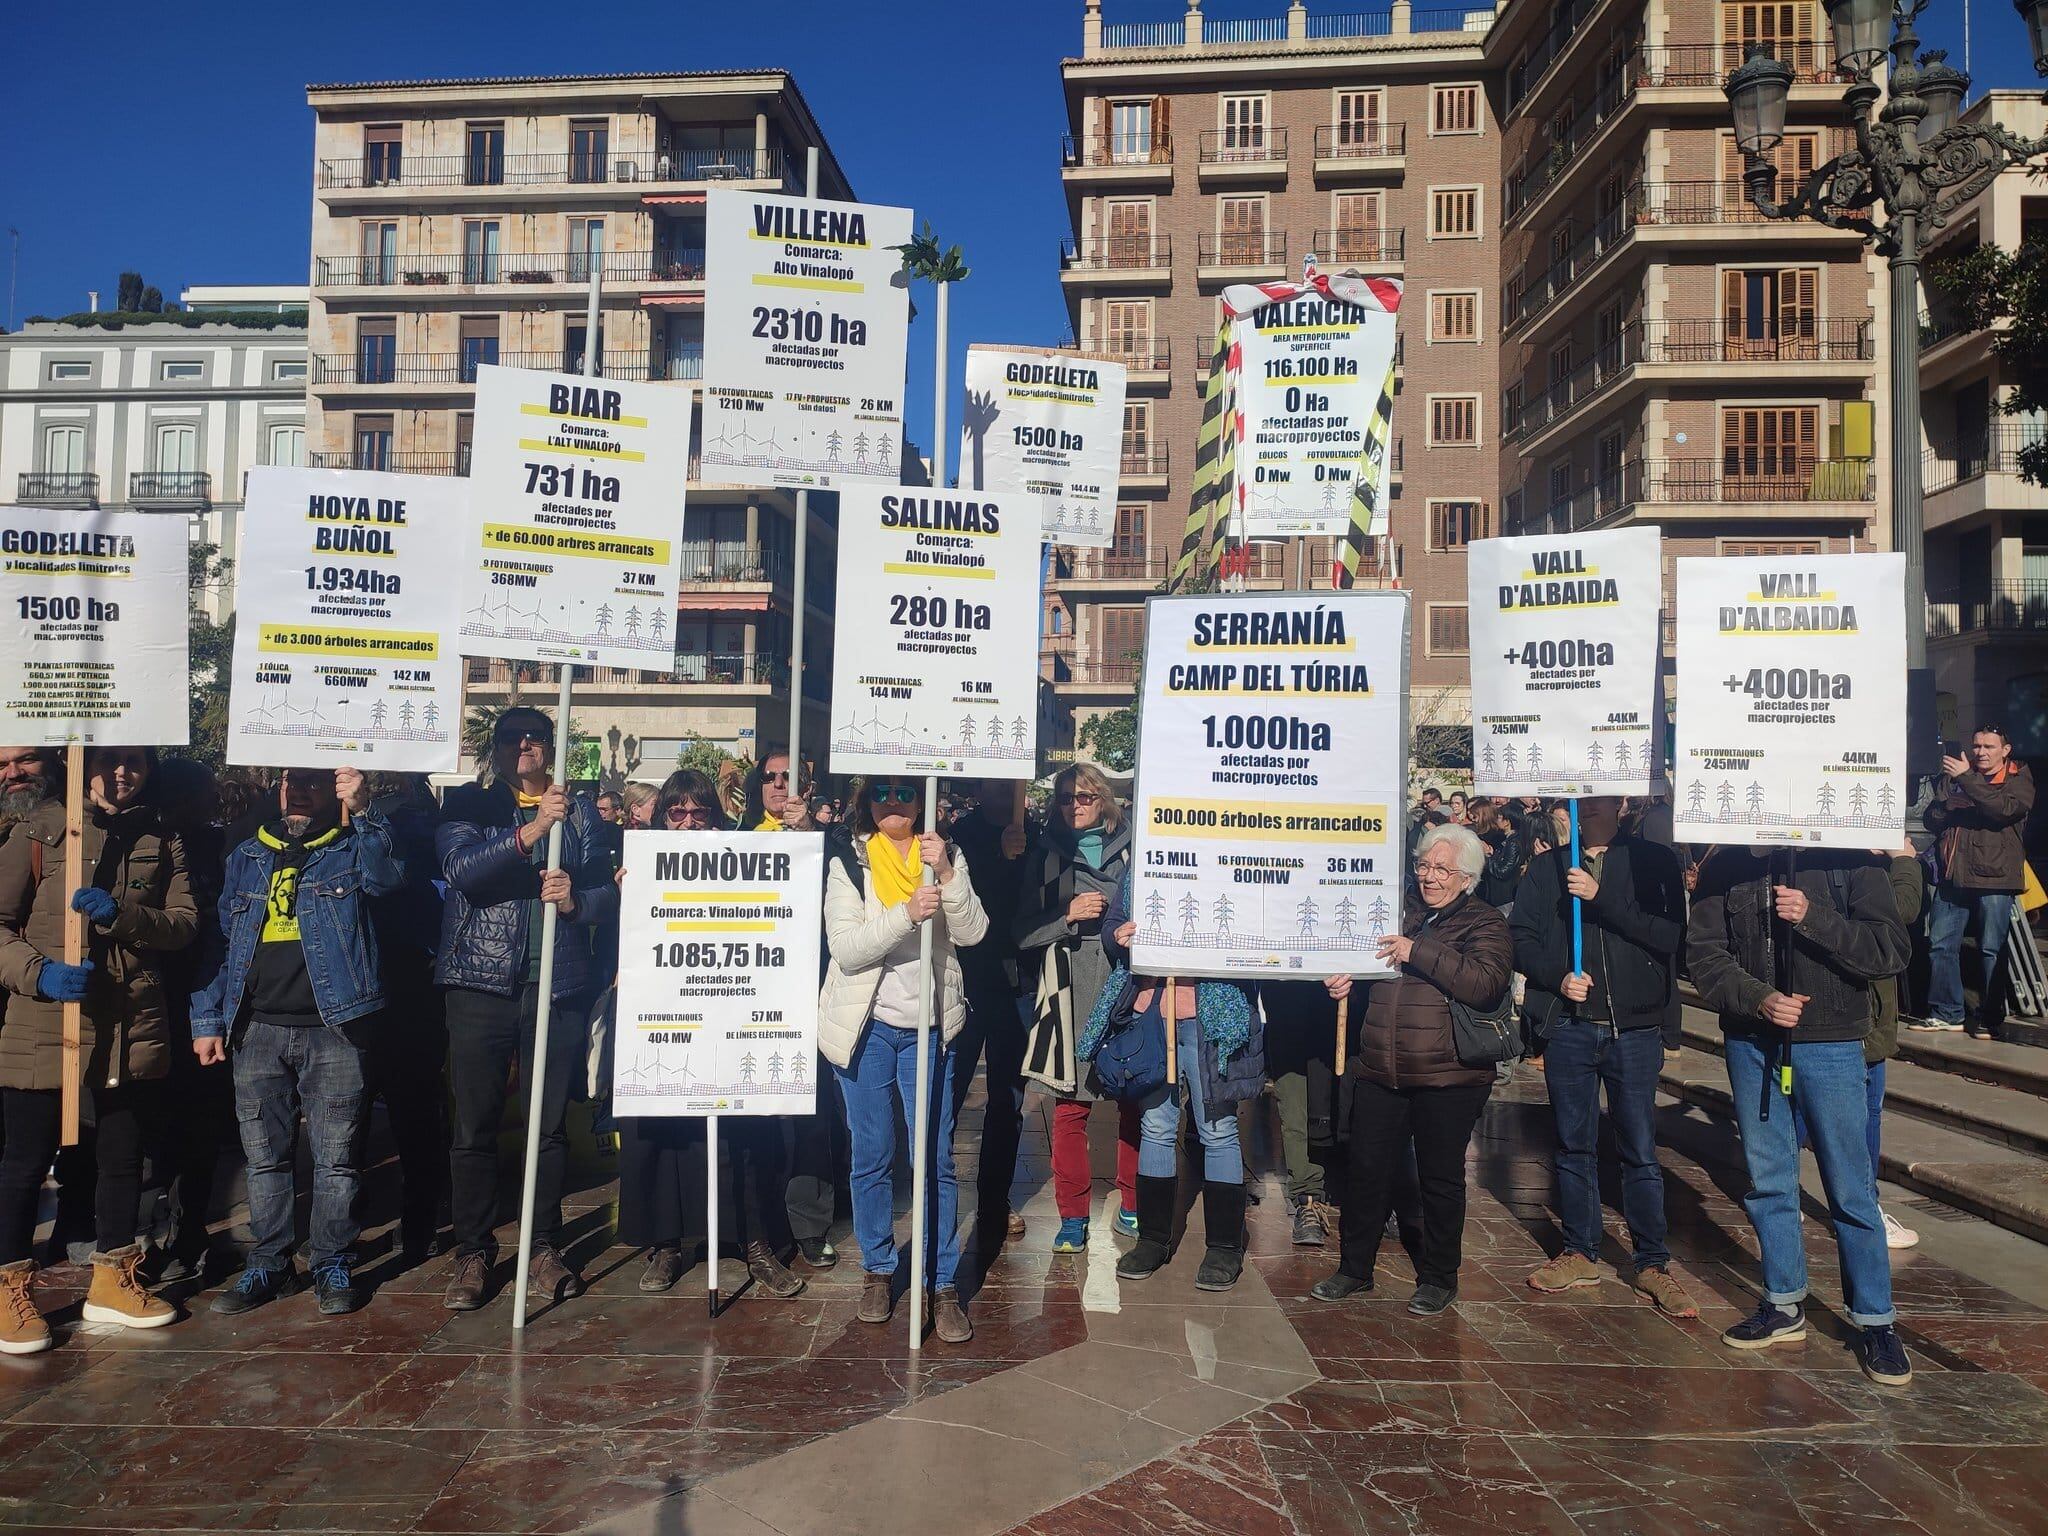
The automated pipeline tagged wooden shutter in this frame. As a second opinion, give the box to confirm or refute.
[1100,608,1146,672]
[1107,202,1150,267]
[1428,605,1470,654]
[1779,266,1817,356]
[1724,269,1745,357]
[1113,507,1147,566]
[1152,96,1170,162]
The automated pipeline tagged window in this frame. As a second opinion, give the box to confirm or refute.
[1218,196,1268,264]
[1334,89,1385,152]
[1721,405,1819,494]
[465,123,505,186]
[1719,537,1823,557]
[356,318,396,385]
[569,217,605,283]
[265,424,305,467]
[1549,343,1574,389]
[1331,191,1382,261]
[459,316,500,383]
[42,424,85,473]
[154,422,197,473]
[1100,607,1146,673]
[1504,381,1525,433]
[569,119,609,183]
[1431,84,1482,136]
[1103,201,1153,267]
[160,360,203,381]
[1430,395,1479,446]
[360,221,397,285]
[46,361,90,381]
[1723,131,1819,211]
[1430,187,1480,238]
[1430,291,1479,342]
[1426,604,1470,656]
[462,220,501,285]
[1721,1,1820,73]
[353,414,394,472]
[456,413,475,476]
[1597,430,1626,511]
[1722,267,1819,359]
[1429,500,1490,550]
[1100,299,1153,360]
[1109,99,1155,164]
[1122,401,1154,470]
[1548,462,1575,511]
[1112,506,1148,573]
[567,318,604,377]
[271,358,307,382]
[1219,94,1268,159]
[362,125,402,186]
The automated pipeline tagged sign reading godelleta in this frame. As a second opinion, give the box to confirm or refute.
[0,506,188,745]
[960,345,1126,548]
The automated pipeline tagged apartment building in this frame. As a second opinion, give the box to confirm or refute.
[305,69,854,770]
[1058,0,1887,751]
[0,286,309,620]
[1920,91,2048,756]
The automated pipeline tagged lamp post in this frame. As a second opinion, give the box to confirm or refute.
[1725,0,2048,757]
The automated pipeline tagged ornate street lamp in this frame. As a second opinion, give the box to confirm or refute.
[1724,0,2048,764]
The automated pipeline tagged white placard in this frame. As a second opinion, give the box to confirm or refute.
[960,346,1127,548]
[828,486,1042,778]
[461,364,690,669]
[0,506,187,746]
[614,831,822,1115]
[1673,552,1906,848]
[1131,591,1408,979]
[1468,526,1663,798]
[227,468,464,772]
[700,189,914,490]
[1235,295,1399,537]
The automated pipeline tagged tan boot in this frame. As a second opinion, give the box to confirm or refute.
[83,1244,176,1330]
[0,1260,50,1355]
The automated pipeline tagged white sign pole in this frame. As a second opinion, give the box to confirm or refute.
[786,148,821,780]
[513,265,602,1333]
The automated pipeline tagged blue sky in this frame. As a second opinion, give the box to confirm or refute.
[0,0,2032,450]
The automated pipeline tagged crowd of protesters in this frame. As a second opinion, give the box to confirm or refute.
[0,713,2028,1390]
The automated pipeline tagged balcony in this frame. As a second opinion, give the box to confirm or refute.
[312,250,687,291]
[1041,651,1141,692]
[308,452,462,476]
[1198,128,1289,182]
[312,350,697,387]
[318,147,790,193]
[1640,317,1873,365]
[1198,232,1287,283]
[1051,549,1174,586]
[1506,327,1643,446]
[1923,424,2048,529]
[678,540,791,588]
[1537,468,1641,533]
[1072,339,1170,388]
[1313,124,1406,178]
[1120,444,1171,491]
[1636,165,1859,229]
[1058,234,1172,287]
[128,471,211,508]
[17,472,98,508]
[1636,456,1875,509]
[465,653,788,691]
[1928,580,2048,641]
[1504,200,1639,335]
[1060,133,1173,185]
[1312,228,1403,269]
[1504,0,1618,116]
[1634,42,1843,88]
[1505,71,1636,228]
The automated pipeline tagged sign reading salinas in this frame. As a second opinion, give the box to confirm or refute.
[829,487,1042,777]
[614,832,822,1115]
[229,468,464,772]
[959,345,1126,547]
[1468,526,1662,797]
[701,189,913,490]
[1132,591,1408,978]
[1674,552,1906,848]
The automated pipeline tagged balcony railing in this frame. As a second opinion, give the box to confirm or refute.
[312,350,697,385]
[672,653,784,687]
[1307,11,1395,37]
[1207,15,1288,43]
[1508,326,1644,441]
[308,452,462,476]
[1640,317,1873,363]
[1313,123,1406,161]
[1505,0,1609,112]
[1505,70,1635,222]
[1505,199,1639,333]
[1042,653,1142,687]
[1919,308,1982,349]
[313,250,691,289]
[1541,467,1642,531]
[17,472,98,506]
[129,471,211,505]
[1053,550,1174,582]
[1074,338,1170,374]
[1101,19,1184,47]
[1059,234,1172,273]
[1312,228,1404,265]
[1637,457,1875,503]
[678,540,791,586]
[1199,128,1289,166]
[1062,133,1173,169]
[1636,157,1855,226]
[1634,42,1843,87]
[1924,423,2048,494]
[1928,580,2048,639]
[1199,232,1287,268]
[1121,445,1170,477]
[317,147,786,190]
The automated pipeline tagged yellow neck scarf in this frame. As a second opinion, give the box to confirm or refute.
[514,787,545,810]
[866,833,922,909]
[755,812,782,831]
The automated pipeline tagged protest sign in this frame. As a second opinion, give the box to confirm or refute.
[1130,591,1408,978]
[828,485,1042,778]
[1467,525,1663,797]
[700,189,914,491]
[959,345,1126,547]
[0,506,186,745]
[1673,552,1906,847]
[228,467,464,771]
[461,364,690,669]
[612,831,822,1115]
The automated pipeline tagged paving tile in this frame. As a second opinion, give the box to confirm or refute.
[1257,1428,1581,1535]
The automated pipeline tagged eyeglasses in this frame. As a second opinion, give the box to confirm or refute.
[1057,792,1100,807]
[666,803,714,825]
[1413,861,1461,881]
[494,730,547,748]
[764,770,790,784]
[870,784,920,805]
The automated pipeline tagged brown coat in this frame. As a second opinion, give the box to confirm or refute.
[1352,891,1513,1091]
[0,797,199,1092]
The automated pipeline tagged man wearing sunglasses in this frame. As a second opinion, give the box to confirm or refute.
[434,705,618,1311]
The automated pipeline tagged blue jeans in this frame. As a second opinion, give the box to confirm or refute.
[233,1020,371,1271]
[1793,1058,1885,1179]
[1543,1018,1669,1271]
[1135,1017,1241,1184]
[833,1021,962,1288]
[1724,1034,1895,1327]
[1927,887,2015,1025]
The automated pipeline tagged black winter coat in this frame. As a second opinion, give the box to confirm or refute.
[1510,837,1683,1037]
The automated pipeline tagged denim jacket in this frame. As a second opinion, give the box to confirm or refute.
[189,810,406,1040]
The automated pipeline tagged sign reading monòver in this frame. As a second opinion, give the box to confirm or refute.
[1131,591,1408,979]
[700,189,913,490]
[1673,552,1906,848]
[960,345,1126,547]
[462,364,689,669]
[0,506,186,745]
[828,486,1041,777]
[228,468,464,772]
[613,831,822,1115]
[1235,295,1399,537]
[1468,526,1663,798]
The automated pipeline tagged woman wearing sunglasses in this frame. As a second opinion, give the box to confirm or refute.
[1015,764,1140,1253]
[742,746,813,832]
[817,776,989,1343]
[613,771,806,1300]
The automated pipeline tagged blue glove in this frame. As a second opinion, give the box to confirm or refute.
[71,887,118,926]
[35,960,93,1002]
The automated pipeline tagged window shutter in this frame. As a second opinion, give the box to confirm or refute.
[1725,269,1745,352]
[1152,96,1170,161]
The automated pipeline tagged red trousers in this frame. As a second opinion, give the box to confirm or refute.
[1051,1097,1141,1219]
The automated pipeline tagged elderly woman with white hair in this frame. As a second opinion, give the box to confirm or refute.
[1310,820,1514,1316]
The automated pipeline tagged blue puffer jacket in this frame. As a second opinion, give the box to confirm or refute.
[434,781,618,1000]
[189,811,406,1040]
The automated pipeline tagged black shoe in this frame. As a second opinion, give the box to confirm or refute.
[1116,1174,1177,1281]
[796,1237,839,1271]
[312,1258,363,1316]
[1290,1196,1328,1248]
[1195,1182,1246,1291]
[1408,1282,1456,1316]
[211,1264,295,1316]
[1855,1324,1913,1386]
[1310,1270,1373,1302]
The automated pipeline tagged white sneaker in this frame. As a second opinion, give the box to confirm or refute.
[1907,1018,1965,1033]
[1882,1209,1919,1250]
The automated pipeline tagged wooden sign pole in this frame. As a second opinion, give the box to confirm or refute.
[59,745,84,1147]
[1163,976,1178,1086]
[1334,994,1349,1078]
